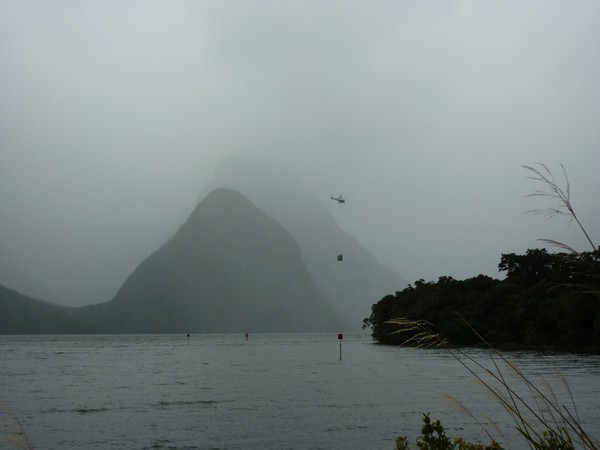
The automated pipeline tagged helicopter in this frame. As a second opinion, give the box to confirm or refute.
[330,194,346,204]
[331,194,346,261]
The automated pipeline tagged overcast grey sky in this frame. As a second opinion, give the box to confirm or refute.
[1,0,599,306]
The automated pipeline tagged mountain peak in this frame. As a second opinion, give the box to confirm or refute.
[204,157,406,328]
[84,188,341,333]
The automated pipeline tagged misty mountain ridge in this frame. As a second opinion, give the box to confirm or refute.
[202,156,406,327]
[1,162,406,334]
[0,240,57,303]
[0,284,99,334]
[76,188,342,333]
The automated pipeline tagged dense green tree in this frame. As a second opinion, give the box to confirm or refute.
[366,249,600,352]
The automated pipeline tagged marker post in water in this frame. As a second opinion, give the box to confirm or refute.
[338,333,343,360]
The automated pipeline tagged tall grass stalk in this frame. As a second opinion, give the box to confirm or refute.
[392,163,598,448]
[523,163,597,252]
[523,162,600,299]
[386,317,600,449]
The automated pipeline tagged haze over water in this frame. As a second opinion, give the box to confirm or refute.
[1,334,599,449]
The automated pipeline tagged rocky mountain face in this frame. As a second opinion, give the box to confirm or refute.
[1,159,406,334]
[202,156,406,329]
[78,188,342,333]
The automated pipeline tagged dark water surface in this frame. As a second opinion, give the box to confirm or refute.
[1,333,599,449]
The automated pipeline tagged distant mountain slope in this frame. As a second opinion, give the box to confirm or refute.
[1,161,404,334]
[0,240,56,303]
[0,285,96,334]
[80,188,342,333]
[202,156,407,329]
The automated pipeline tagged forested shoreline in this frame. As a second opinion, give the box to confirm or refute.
[365,248,600,353]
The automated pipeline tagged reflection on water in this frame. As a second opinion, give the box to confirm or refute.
[1,334,599,449]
